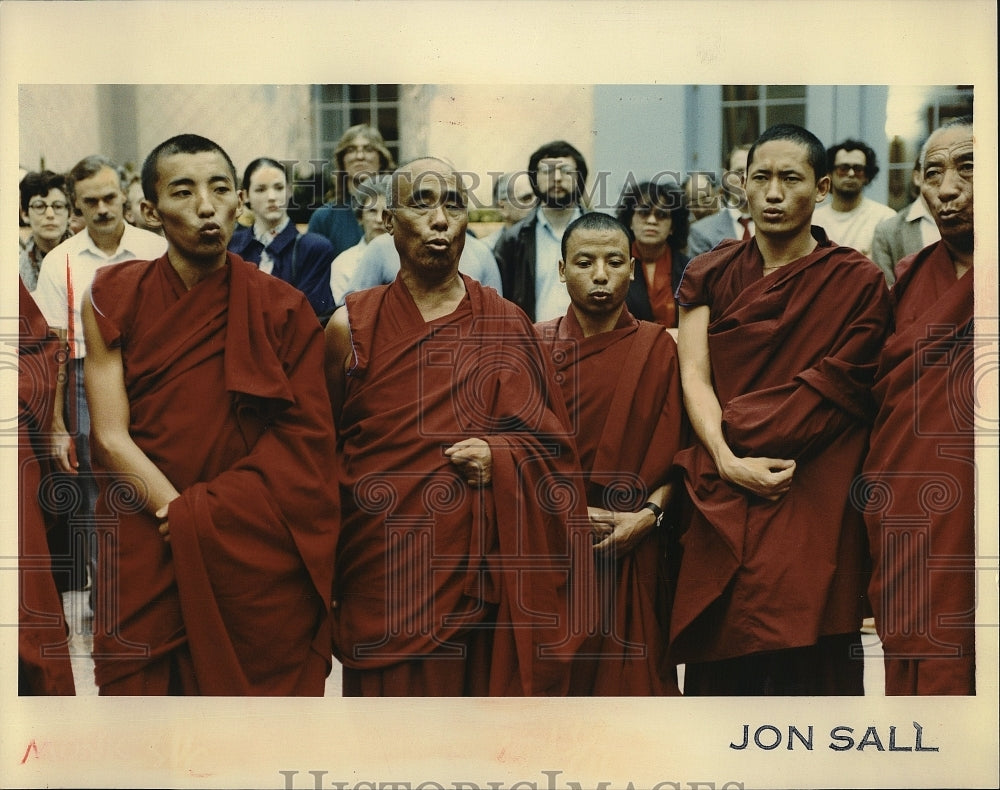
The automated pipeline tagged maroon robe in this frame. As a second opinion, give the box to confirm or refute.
[89,254,338,695]
[861,241,976,694]
[536,308,683,695]
[670,233,890,668]
[18,280,76,695]
[335,275,595,695]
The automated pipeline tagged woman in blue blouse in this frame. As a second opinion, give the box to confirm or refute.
[306,125,395,260]
[229,157,336,322]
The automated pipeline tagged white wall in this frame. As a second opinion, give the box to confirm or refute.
[403,84,596,209]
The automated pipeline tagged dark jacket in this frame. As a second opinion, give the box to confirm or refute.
[229,222,335,320]
[493,210,540,320]
[625,248,691,323]
[306,201,363,260]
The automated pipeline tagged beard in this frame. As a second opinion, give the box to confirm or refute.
[542,186,579,209]
[834,181,863,200]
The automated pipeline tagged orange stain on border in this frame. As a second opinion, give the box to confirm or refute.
[21,739,39,764]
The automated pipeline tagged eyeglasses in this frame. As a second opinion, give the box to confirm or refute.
[28,200,70,214]
[634,206,672,221]
[537,163,577,177]
[834,164,867,177]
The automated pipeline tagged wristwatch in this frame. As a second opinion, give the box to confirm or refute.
[643,502,664,528]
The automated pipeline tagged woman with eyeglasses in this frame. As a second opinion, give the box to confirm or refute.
[19,170,73,291]
[307,124,396,260]
[229,157,337,323]
[616,180,691,328]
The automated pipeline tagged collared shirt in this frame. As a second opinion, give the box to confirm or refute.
[533,206,582,322]
[33,223,167,357]
[726,206,754,240]
[906,196,942,249]
[19,232,71,291]
[253,216,291,275]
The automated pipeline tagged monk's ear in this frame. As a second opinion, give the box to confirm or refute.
[383,209,395,235]
[234,189,245,221]
[140,199,163,230]
[628,256,635,281]
[815,175,831,203]
[558,258,566,283]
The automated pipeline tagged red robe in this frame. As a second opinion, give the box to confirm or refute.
[536,308,683,695]
[335,275,595,695]
[861,241,976,694]
[18,280,76,695]
[89,254,338,695]
[670,234,890,665]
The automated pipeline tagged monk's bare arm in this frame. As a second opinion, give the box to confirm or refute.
[677,304,794,499]
[48,327,78,474]
[82,295,181,521]
[323,305,353,429]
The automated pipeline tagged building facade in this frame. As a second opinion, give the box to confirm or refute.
[20,83,972,213]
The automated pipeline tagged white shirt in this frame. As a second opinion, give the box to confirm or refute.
[906,195,942,249]
[533,206,582,322]
[725,206,754,239]
[33,223,167,357]
[329,238,368,307]
[813,197,896,258]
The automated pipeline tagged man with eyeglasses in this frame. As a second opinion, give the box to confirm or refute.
[18,170,74,291]
[32,155,166,599]
[813,139,895,259]
[494,140,590,321]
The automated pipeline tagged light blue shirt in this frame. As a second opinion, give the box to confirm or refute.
[343,231,503,298]
[533,206,582,322]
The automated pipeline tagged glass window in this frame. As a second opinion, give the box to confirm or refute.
[884,85,973,209]
[721,85,807,164]
[313,84,401,166]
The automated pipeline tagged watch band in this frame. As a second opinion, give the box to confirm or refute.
[643,501,664,528]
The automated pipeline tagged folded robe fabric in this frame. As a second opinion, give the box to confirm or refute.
[670,232,891,664]
[860,240,976,694]
[89,253,338,695]
[537,307,683,695]
[18,279,76,695]
[334,274,595,695]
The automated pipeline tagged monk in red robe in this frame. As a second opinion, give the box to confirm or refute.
[536,212,684,695]
[671,124,891,695]
[81,135,338,695]
[861,118,976,695]
[325,157,594,696]
[18,279,76,695]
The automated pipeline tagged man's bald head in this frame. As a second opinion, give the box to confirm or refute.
[384,157,469,278]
